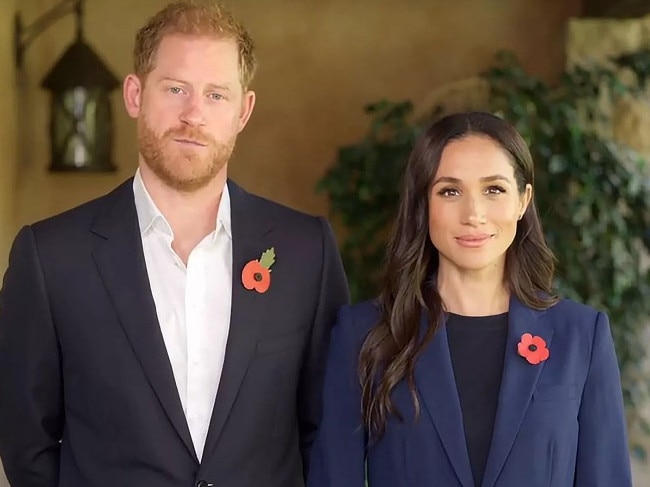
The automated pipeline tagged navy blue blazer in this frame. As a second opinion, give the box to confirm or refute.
[308,297,632,487]
[0,179,350,487]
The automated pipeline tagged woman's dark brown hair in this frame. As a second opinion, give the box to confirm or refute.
[359,112,558,439]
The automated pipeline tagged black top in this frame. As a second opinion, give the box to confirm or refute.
[446,312,509,487]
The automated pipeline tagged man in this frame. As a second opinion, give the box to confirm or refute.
[0,2,349,486]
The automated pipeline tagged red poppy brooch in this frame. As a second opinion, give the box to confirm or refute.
[517,333,549,365]
[242,247,275,294]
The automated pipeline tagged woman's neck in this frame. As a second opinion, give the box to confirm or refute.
[437,265,509,316]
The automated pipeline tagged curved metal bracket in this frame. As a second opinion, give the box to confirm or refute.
[15,0,83,69]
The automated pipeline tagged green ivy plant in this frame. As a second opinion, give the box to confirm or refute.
[318,50,650,456]
[317,100,423,301]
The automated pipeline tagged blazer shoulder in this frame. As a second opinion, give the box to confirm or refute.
[334,299,381,344]
[229,179,325,229]
[543,297,608,348]
[22,179,133,245]
[546,297,603,324]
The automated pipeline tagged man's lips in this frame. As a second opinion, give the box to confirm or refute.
[173,138,208,147]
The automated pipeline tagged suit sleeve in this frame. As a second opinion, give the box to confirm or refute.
[574,311,632,486]
[306,306,366,487]
[298,217,350,479]
[0,226,63,487]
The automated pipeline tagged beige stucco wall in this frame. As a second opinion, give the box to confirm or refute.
[10,0,579,232]
[0,0,17,280]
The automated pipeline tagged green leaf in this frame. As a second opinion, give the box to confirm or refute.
[259,248,276,269]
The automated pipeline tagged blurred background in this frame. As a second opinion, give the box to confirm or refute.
[2,0,650,485]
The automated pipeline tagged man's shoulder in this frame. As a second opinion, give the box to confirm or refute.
[29,178,133,238]
[229,180,325,230]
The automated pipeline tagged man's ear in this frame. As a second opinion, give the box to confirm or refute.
[236,90,256,133]
[123,74,144,119]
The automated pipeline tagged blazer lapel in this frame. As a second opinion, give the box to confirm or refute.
[415,313,475,487]
[481,296,553,487]
[201,180,275,460]
[90,180,197,461]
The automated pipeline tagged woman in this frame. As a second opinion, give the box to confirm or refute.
[307,112,632,487]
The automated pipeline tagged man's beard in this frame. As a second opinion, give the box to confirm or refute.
[137,116,235,192]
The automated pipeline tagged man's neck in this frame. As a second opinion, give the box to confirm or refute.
[139,163,227,263]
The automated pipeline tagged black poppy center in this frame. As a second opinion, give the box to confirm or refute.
[528,344,538,352]
[254,272,263,282]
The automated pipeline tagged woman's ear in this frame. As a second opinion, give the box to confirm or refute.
[519,183,533,219]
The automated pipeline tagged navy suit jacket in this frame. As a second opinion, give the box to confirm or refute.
[308,297,632,487]
[0,179,350,487]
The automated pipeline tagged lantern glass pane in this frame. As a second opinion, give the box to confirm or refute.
[49,86,115,172]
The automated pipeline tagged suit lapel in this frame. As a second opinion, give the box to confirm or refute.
[415,313,475,487]
[201,180,275,460]
[481,296,552,487]
[90,180,197,461]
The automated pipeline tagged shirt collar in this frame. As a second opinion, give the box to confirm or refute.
[132,168,231,240]
[216,180,232,240]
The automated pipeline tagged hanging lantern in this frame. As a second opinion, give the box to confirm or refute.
[41,40,120,172]
[15,0,120,172]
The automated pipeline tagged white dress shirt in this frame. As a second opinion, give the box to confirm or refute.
[133,169,233,461]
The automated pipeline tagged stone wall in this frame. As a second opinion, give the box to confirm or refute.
[563,15,650,486]
[567,15,650,160]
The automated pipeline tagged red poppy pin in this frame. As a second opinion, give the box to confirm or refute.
[517,333,549,365]
[242,247,275,294]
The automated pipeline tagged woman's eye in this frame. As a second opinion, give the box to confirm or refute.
[486,186,506,195]
[438,188,460,197]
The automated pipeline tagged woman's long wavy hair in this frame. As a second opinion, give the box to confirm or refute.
[359,112,558,439]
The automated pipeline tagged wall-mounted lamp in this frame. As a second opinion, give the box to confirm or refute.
[15,0,120,173]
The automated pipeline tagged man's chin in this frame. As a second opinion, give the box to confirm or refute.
[141,154,228,192]
[163,173,217,192]
[172,161,230,188]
